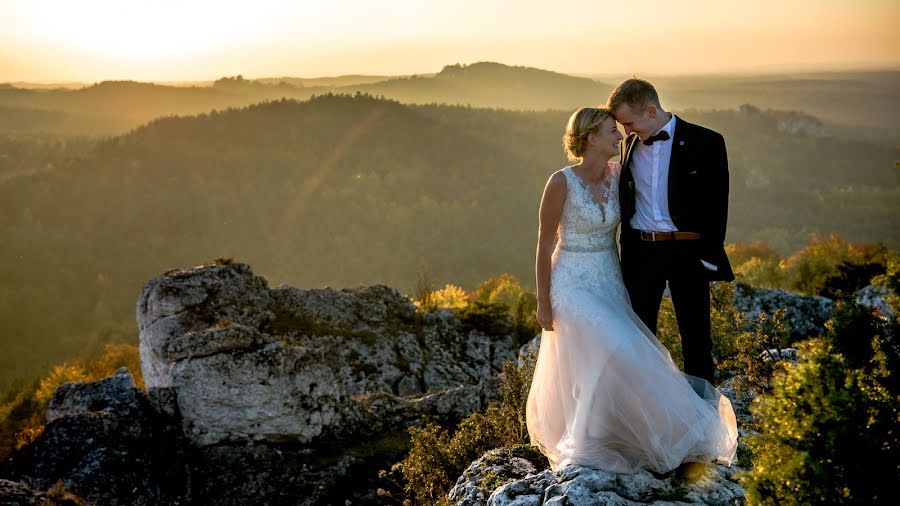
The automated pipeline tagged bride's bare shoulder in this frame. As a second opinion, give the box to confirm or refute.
[546,168,568,188]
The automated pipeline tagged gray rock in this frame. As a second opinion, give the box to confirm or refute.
[451,448,745,506]
[518,335,541,367]
[0,479,44,505]
[136,262,520,446]
[0,368,187,506]
[46,367,143,423]
[760,348,798,363]
[137,262,275,390]
[855,284,895,318]
[733,283,833,339]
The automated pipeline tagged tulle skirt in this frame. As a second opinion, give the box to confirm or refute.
[526,252,738,474]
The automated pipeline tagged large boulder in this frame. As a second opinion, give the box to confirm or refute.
[137,262,518,447]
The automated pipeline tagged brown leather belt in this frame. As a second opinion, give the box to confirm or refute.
[639,230,701,241]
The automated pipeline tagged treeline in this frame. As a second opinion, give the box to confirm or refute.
[0,93,897,396]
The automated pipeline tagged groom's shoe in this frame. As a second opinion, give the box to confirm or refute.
[674,461,708,482]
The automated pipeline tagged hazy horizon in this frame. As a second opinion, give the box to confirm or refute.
[5,63,900,88]
[1,0,898,83]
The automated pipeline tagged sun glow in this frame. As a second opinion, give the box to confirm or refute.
[5,0,277,61]
[0,0,897,82]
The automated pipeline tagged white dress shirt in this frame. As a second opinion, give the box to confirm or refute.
[629,113,677,232]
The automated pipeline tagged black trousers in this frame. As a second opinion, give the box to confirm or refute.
[620,227,715,383]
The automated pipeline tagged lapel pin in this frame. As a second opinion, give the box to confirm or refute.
[679,140,685,146]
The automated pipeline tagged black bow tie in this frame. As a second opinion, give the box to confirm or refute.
[643,130,670,146]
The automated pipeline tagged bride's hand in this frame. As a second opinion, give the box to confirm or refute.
[536,300,554,331]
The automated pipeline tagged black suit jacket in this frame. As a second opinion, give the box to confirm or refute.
[618,115,735,282]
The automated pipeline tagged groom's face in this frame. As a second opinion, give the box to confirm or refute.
[612,104,655,141]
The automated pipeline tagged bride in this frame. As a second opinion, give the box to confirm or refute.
[525,107,737,474]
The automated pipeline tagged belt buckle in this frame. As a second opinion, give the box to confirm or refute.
[651,231,657,241]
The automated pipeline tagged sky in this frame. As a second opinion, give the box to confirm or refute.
[0,0,898,83]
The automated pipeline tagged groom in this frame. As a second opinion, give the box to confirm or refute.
[608,78,734,384]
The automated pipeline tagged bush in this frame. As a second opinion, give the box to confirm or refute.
[718,309,791,397]
[709,281,746,363]
[727,242,784,289]
[825,296,884,370]
[736,256,786,290]
[726,241,781,269]
[740,337,900,505]
[398,350,540,505]
[655,281,746,373]
[431,284,469,309]
[872,250,900,315]
[455,300,513,337]
[413,266,438,312]
[780,233,887,295]
[471,274,541,343]
[818,261,886,299]
[655,296,684,370]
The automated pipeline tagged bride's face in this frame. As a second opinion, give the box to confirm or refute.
[588,117,624,158]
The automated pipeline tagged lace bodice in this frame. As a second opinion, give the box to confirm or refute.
[557,164,621,253]
[550,163,629,310]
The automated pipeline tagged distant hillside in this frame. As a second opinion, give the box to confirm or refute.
[2,64,899,142]
[0,62,607,134]
[345,62,610,109]
[256,74,398,88]
[647,71,900,141]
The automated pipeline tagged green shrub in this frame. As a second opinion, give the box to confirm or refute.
[780,233,887,295]
[709,281,746,363]
[656,281,746,372]
[512,291,541,345]
[718,309,791,397]
[399,350,541,505]
[727,242,786,290]
[818,261,886,299]
[740,337,900,505]
[872,250,900,315]
[455,300,513,337]
[655,296,684,369]
[431,284,469,309]
[825,296,883,370]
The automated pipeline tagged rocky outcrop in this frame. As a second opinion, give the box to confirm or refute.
[733,283,833,340]
[449,447,745,506]
[137,262,518,447]
[0,368,187,506]
[2,261,523,505]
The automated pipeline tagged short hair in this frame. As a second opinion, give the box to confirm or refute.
[562,107,612,162]
[606,78,661,113]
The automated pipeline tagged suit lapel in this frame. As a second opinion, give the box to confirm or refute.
[619,133,640,227]
[668,115,688,198]
[622,133,640,173]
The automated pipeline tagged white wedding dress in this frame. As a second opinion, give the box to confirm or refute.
[526,163,737,474]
